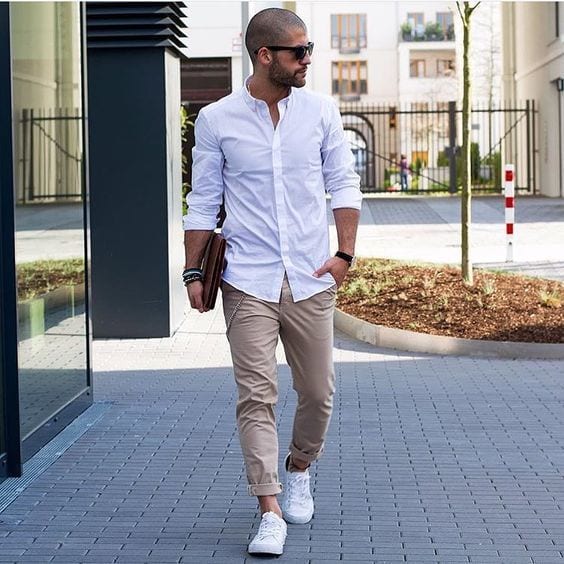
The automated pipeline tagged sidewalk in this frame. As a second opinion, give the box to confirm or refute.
[1,196,563,563]
[340,195,564,281]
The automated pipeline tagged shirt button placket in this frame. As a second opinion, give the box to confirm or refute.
[273,128,291,274]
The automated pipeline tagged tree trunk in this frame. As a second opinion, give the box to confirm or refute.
[460,1,476,285]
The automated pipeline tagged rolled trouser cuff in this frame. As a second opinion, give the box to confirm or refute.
[289,443,323,466]
[247,482,283,497]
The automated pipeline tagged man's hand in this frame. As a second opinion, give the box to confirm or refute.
[186,281,208,313]
[313,257,350,288]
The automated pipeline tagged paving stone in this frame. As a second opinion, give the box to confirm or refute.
[0,265,563,563]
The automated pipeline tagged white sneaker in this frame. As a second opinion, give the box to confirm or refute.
[247,511,287,555]
[281,455,314,524]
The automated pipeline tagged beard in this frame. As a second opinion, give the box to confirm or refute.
[268,56,307,89]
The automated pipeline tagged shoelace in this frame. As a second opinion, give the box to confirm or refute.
[256,515,284,540]
[286,473,310,506]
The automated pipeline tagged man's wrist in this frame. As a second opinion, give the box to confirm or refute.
[182,267,204,286]
[335,251,355,267]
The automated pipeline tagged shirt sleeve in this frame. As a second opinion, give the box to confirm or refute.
[321,99,362,211]
[182,111,225,231]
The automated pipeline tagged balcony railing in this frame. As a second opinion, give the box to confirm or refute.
[400,22,455,42]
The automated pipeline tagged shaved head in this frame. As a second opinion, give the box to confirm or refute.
[245,8,307,65]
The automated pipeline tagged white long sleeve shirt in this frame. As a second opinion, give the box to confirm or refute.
[183,82,362,302]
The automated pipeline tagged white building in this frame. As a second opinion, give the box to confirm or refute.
[184,1,504,190]
[296,1,459,105]
[502,1,564,198]
[185,1,497,105]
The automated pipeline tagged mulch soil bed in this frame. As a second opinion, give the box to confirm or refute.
[337,259,564,344]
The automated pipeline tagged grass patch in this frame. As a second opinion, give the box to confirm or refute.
[17,259,85,301]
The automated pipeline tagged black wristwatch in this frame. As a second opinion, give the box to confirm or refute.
[335,251,355,267]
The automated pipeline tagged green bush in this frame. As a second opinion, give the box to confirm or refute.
[483,151,502,188]
[437,151,449,167]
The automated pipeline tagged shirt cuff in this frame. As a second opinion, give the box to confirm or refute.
[182,212,218,231]
[330,187,363,211]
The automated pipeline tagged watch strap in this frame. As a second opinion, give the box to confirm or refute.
[335,251,354,266]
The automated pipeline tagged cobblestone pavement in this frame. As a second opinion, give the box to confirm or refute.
[340,196,564,280]
[1,195,563,562]
[1,304,564,563]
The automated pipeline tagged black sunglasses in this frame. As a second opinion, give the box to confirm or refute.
[254,42,314,60]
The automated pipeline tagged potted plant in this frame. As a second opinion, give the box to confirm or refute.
[446,23,455,40]
[424,21,442,41]
[400,22,412,40]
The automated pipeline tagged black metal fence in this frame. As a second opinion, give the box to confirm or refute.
[339,100,537,194]
[17,101,537,202]
[17,108,83,204]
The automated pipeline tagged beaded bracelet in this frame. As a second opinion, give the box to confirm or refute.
[182,268,203,286]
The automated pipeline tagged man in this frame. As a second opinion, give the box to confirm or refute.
[399,154,409,191]
[182,8,361,556]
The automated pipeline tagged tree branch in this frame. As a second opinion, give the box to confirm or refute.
[468,2,481,16]
[456,1,465,25]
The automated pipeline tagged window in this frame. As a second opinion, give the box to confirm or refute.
[331,14,367,51]
[411,151,428,166]
[437,58,455,76]
[332,61,368,96]
[436,12,453,37]
[407,12,424,37]
[389,106,397,129]
[557,2,561,37]
[407,12,424,26]
[410,59,426,78]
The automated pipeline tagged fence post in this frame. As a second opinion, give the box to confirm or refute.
[526,99,531,193]
[448,101,457,194]
[28,108,34,202]
[505,164,515,262]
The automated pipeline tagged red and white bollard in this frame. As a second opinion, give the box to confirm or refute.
[504,164,515,262]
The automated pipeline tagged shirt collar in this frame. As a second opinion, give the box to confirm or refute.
[242,76,293,112]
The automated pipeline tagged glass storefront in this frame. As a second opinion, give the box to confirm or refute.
[0,1,91,471]
[11,2,89,443]
[0,328,4,458]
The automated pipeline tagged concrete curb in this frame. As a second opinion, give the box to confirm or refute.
[18,284,85,324]
[335,308,564,360]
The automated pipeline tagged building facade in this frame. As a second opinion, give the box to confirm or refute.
[296,1,459,105]
[0,2,92,478]
[184,1,507,193]
[502,1,564,198]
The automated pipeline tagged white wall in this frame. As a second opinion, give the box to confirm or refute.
[186,1,244,89]
[296,2,399,100]
[503,2,564,197]
[186,0,500,106]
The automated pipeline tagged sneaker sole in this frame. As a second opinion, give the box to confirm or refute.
[282,510,314,524]
[248,546,284,556]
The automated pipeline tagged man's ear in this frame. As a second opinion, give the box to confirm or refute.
[256,47,272,65]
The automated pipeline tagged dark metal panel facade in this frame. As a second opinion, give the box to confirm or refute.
[86,2,187,58]
[0,1,23,478]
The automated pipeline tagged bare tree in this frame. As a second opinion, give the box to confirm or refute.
[456,1,480,285]
[471,2,501,106]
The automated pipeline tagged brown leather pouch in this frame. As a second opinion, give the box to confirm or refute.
[202,233,226,310]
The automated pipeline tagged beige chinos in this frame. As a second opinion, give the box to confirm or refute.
[222,277,336,496]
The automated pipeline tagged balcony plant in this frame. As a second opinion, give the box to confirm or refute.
[446,23,455,40]
[400,22,412,40]
[424,21,443,41]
